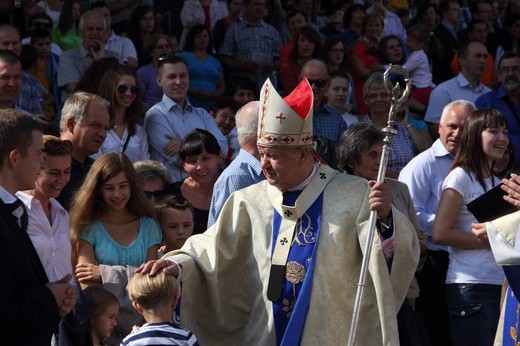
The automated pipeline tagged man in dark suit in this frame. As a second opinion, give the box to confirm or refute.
[433,0,461,85]
[0,109,75,344]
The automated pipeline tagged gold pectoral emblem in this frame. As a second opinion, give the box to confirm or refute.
[283,261,306,318]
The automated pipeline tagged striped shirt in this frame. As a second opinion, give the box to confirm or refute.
[121,322,199,346]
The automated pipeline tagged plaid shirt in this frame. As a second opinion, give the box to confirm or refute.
[219,19,282,89]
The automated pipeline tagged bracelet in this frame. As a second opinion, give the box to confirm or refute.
[406,123,412,129]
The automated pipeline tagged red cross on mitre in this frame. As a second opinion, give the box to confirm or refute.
[275,112,286,123]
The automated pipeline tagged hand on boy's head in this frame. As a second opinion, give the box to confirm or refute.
[136,259,180,277]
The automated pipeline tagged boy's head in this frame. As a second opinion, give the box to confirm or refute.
[155,194,195,251]
[128,271,178,319]
[30,28,52,57]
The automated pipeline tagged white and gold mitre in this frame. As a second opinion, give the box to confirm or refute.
[257,78,314,147]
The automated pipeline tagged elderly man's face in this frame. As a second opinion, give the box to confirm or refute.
[0,26,21,57]
[258,145,306,190]
[301,64,329,107]
[81,16,105,49]
[0,60,22,107]
[438,105,469,155]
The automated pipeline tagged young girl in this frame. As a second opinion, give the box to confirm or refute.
[210,96,240,164]
[70,152,162,343]
[403,24,440,115]
[433,109,509,346]
[84,286,120,346]
[155,194,195,257]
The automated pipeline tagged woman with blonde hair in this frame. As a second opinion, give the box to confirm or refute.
[92,64,149,163]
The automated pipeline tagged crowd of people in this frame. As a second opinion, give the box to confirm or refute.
[1,0,520,344]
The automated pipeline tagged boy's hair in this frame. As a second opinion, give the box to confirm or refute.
[0,109,42,171]
[154,194,195,225]
[127,271,178,311]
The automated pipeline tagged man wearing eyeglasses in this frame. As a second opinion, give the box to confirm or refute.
[300,59,347,145]
[476,52,520,167]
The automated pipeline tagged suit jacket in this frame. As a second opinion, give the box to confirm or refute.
[433,24,459,85]
[0,199,60,344]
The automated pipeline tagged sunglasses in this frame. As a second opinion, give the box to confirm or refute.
[117,84,140,95]
[307,79,327,88]
[32,22,51,29]
[144,190,165,200]
[43,139,73,154]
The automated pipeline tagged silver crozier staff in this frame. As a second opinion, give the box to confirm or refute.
[347,65,412,346]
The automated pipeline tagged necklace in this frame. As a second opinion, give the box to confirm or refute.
[113,122,126,129]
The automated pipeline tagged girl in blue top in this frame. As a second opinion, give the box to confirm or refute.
[71,152,161,288]
[70,152,162,343]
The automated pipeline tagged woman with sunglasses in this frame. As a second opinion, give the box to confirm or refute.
[137,33,174,113]
[17,135,74,286]
[92,64,150,163]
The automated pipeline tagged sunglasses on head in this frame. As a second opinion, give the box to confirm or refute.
[44,139,73,154]
[157,51,185,67]
[307,79,327,88]
[117,84,140,95]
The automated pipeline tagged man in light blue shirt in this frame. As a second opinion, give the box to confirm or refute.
[399,100,475,346]
[425,41,490,139]
[144,55,228,183]
[208,101,264,227]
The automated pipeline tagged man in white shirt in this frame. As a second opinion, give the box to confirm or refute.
[91,1,138,68]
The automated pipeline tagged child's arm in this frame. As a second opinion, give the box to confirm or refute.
[146,244,160,261]
[75,240,103,289]
[403,51,422,74]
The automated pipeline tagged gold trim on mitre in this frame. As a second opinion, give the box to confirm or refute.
[257,78,313,147]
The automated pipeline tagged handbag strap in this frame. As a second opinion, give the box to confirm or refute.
[122,134,131,153]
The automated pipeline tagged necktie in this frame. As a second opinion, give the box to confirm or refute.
[8,199,28,232]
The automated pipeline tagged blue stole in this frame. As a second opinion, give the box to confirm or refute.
[271,190,324,345]
[502,266,520,345]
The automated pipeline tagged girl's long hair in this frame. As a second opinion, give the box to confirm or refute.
[69,153,154,247]
[96,64,143,137]
[451,108,509,191]
[58,0,81,34]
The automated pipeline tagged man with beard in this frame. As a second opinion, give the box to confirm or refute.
[476,52,520,166]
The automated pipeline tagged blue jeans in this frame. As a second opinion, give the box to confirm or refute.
[446,283,501,346]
